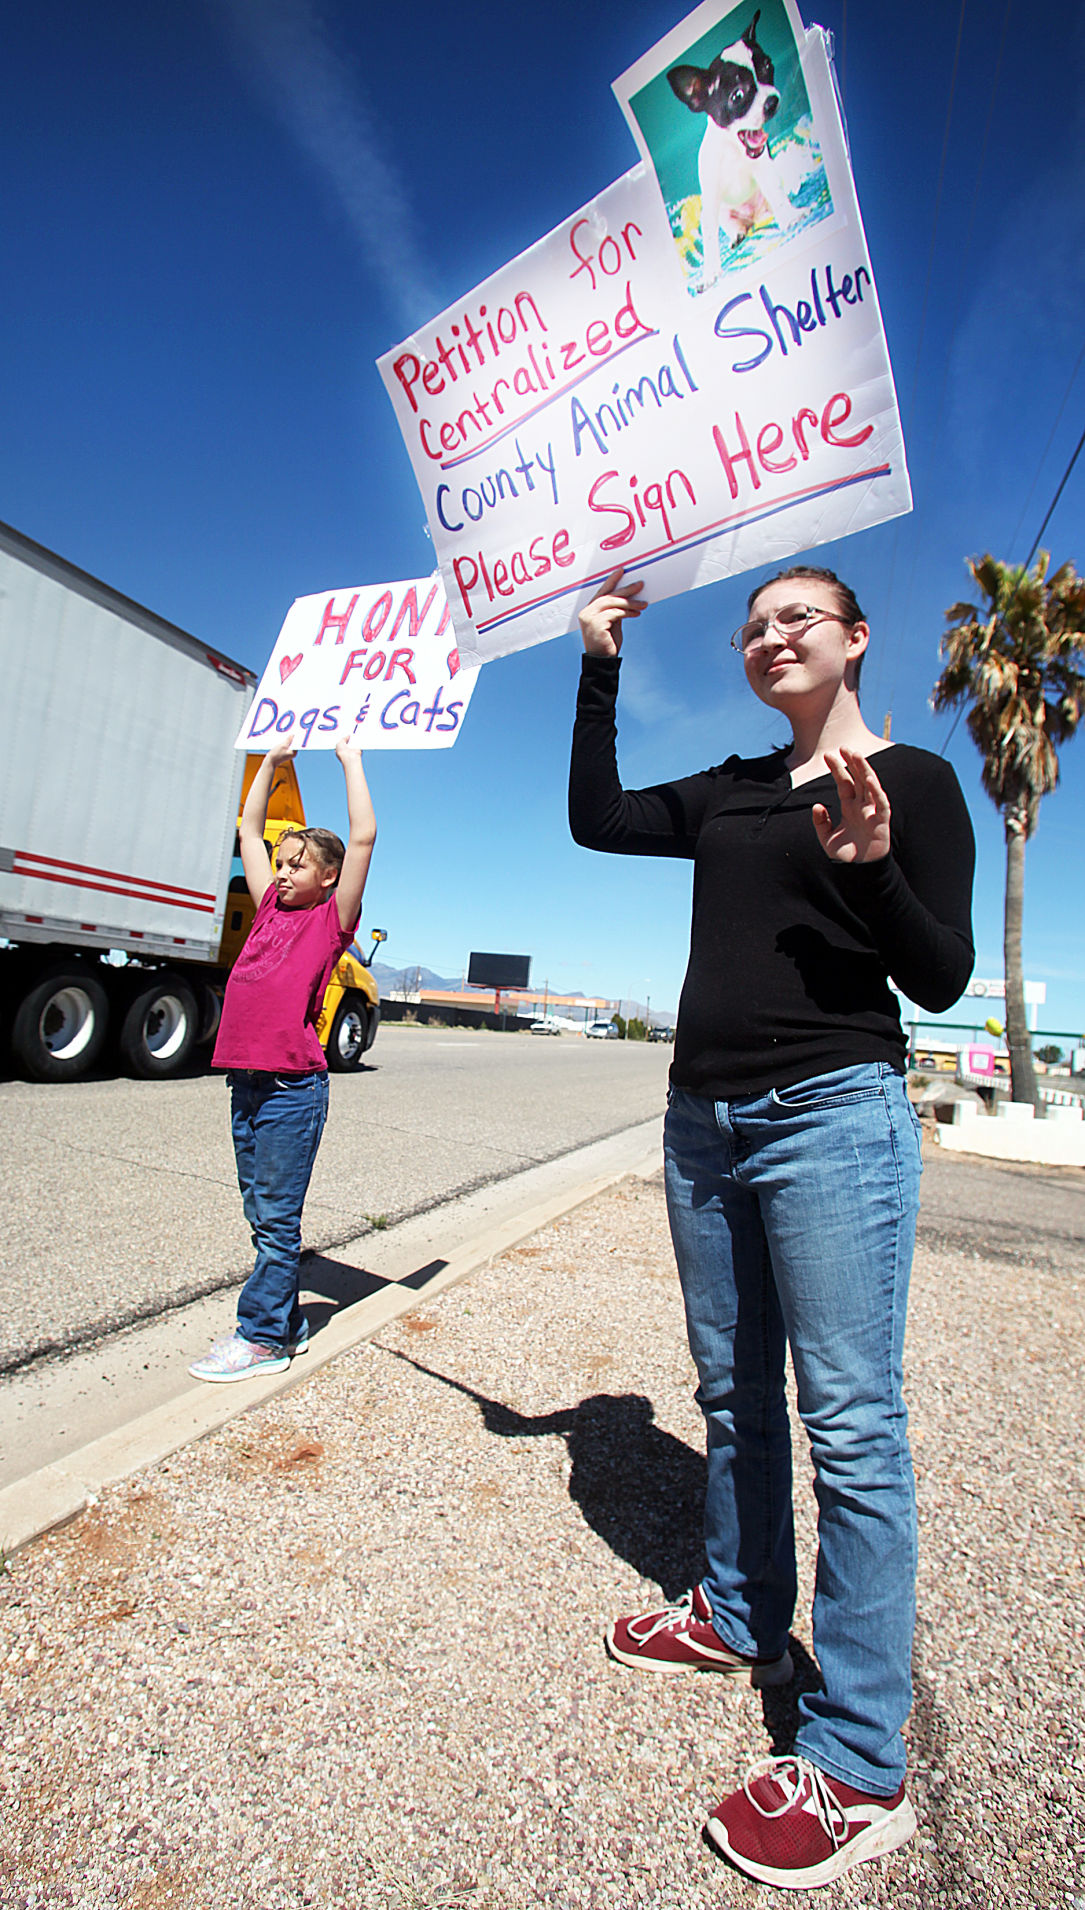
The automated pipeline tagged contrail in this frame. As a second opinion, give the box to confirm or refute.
[216,0,439,329]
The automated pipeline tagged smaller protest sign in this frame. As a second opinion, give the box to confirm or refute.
[234,577,478,751]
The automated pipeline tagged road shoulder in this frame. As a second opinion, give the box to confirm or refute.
[0,1117,663,1551]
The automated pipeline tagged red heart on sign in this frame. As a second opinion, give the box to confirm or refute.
[447,649,460,678]
[279,653,303,682]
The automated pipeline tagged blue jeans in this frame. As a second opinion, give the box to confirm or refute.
[663,1064,922,1794]
[229,1069,330,1352]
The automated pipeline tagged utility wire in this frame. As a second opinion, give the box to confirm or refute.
[1006,337,1085,559]
[937,422,1085,756]
[1022,420,1085,571]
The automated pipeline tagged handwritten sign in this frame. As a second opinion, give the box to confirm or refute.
[234,578,479,751]
[377,8,910,668]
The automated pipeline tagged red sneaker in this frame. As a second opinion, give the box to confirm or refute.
[706,1755,917,1889]
[605,1585,792,1684]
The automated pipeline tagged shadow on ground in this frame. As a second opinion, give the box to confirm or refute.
[383,1352,825,1740]
[383,1353,704,1600]
[296,1251,448,1333]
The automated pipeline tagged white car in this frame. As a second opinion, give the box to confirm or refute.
[586,1020,619,1039]
[529,1018,563,1035]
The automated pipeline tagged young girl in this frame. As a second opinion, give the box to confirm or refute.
[569,566,974,1890]
[190,733,376,1383]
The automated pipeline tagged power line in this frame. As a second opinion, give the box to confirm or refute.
[1007,336,1085,559]
[937,703,964,757]
[1022,421,1085,571]
[937,423,1085,757]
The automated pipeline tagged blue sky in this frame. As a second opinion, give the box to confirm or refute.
[3,0,1084,1035]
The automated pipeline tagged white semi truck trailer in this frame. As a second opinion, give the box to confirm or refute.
[0,520,382,1080]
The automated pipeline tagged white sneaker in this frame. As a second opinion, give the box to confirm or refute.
[188,1332,290,1383]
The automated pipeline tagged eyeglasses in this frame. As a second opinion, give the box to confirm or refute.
[730,603,850,653]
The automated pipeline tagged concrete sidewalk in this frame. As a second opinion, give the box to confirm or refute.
[0,1117,664,1549]
[1,1151,1081,1909]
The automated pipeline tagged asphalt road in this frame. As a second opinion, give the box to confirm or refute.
[3,1025,1083,1380]
[0,1026,673,1371]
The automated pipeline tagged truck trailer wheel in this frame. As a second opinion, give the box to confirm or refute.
[119,975,199,1078]
[194,979,223,1048]
[11,968,110,1081]
[326,993,370,1071]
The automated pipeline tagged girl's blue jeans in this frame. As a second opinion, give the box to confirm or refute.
[228,1069,330,1352]
[663,1063,922,1795]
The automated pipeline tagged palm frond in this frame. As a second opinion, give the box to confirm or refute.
[936,553,1084,836]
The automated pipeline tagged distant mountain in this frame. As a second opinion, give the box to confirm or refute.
[367,960,674,1024]
[371,962,461,993]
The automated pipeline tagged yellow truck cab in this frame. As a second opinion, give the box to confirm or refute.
[217,755,385,1071]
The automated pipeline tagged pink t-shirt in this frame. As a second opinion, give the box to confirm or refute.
[212,885,358,1073]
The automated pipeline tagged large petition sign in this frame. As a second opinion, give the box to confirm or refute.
[378,1,910,668]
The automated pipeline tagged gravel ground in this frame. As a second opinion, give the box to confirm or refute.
[2,1165,1083,1909]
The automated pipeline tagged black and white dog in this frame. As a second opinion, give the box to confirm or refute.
[668,10,798,282]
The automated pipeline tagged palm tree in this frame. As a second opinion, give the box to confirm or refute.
[933,552,1085,1110]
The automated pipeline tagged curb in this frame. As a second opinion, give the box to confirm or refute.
[0,1129,663,1556]
[933,1121,1085,1168]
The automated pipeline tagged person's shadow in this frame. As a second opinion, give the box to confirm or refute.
[384,1351,706,1600]
[385,1349,821,1738]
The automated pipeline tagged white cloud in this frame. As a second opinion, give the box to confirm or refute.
[216,0,438,329]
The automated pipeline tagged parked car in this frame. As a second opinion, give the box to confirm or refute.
[586,1019,619,1038]
[648,1025,675,1043]
[529,1018,563,1035]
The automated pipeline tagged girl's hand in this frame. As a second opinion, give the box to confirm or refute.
[335,732,363,764]
[812,748,891,863]
[266,732,298,766]
[579,568,645,658]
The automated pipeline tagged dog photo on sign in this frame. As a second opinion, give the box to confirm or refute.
[616,0,832,294]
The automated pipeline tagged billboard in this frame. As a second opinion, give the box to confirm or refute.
[467,952,532,989]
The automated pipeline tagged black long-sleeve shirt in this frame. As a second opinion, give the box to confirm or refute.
[569,654,975,1099]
